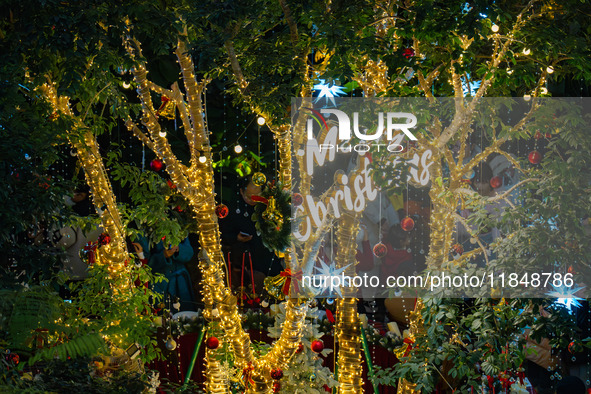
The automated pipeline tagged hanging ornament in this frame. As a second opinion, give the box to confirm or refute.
[165,336,177,351]
[150,159,164,171]
[98,233,111,246]
[326,298,334,305]
[311,340,324,353]
[80,241,98,265]
[206,336,220,350]
[296,343,304,353]
[402,48,415,59]
[172,299,181,310]
[545,132,552,139]
[262,197,284,229]
[271,368,283,380]
[373,242,388,258]
[309,373,317,382]
[156,96,176,120]
[252,172,266,187]
[292,192,303,207]
[215,204,229,219]
[260,299,269,308]
[273,382,281,393]
[451,243,464,259]
[401,217,415,232]
[167,179,177,189]
[528,150,542,164]
[490,176,502,189]
[568,341,582,354]
[534,131,542,139]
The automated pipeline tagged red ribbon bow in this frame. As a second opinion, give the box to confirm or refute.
[280,269,303,296]
[242,363,255,387]
[403,337,415,357]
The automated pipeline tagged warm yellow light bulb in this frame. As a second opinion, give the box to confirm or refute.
[491,24,499,33]
[234,145,243,154]
[257,116,265,126]
[522,48,531,55]
[546,66,554,74]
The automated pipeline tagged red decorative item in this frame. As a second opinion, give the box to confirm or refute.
[311,339,324,353]
[292,193,303,207]
[373,242,387,258]
[296,343,304,353]
[568,341,582,354]
[324,385,332,392]
[271,368,283,380]
[545,132,552,139]
[402,48,415,59]
[273,382,281,393]
[5,353,19,365]
[215,204,229,219]
[490,175,502,189]
[528,150,542,164]
[206,336,219,350]
[98,233,111,246]
[451,243,464,256]
[167,179,177,189]
[401,217,415,232]
[150,159,164,171]
[174,206,183,212]
[534,131,542,139]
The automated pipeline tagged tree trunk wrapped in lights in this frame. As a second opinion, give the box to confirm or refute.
[39,83,129,279]
[126,35,310,393]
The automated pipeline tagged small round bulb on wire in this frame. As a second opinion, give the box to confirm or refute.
[199,155,207,163]
[159,131,167,138]
[257,117,265,126]
[234,145,243,154]
[491,24,499,33]
[546,66,554,74]
[522,48,531,55]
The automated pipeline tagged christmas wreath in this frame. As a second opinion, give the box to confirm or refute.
[251,182,291,253]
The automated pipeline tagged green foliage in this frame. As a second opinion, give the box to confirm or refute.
[108,155,197,247]
[252,182,291,253]
[392,298,577,392]
[1,357,151,393]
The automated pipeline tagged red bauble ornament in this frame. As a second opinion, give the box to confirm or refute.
[296,343,304,353]
[311,339,324,353]
[150,159,164,171]
[568,341,581,354]
[534,131,542,140]
[292,193,303,207]
[490,176,502,189]
[324,385,332,392]
[451,243,464,256]
[402,48,415,59]
[215,204,229,219]
[98,233,111,245]
[271,368,284,380]
[273,382,281,393]
[528,151,542,164]
[373,242,387,258]
[401,217,415,232]
[206,336,219,350]
[545,132,552,139]
[167,179,177,189]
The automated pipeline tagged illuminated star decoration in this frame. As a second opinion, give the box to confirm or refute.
[310,260,351,298]
[547,284,584,312]
[313,79,347,105]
